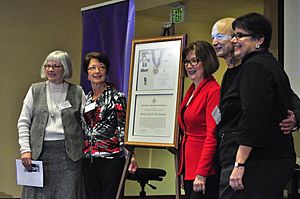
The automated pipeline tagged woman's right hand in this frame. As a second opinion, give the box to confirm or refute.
[128,156,138,174]
[180,174,184,188]
[21,152,32,170]
[193,175,206,193]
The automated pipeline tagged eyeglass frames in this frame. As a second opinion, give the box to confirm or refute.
[87,65,106,71]
[212,33,231,40]
[231,32,253,39]
[183,59,201,67]
[44,64,63,70]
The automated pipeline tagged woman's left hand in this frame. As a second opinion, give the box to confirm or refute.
[229,166,245,191]
[279,110,297,134]
[193,175,206,193]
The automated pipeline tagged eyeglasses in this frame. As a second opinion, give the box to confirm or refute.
[184,59,200,67]
[44,64,63,70]
[212,33,231,40]
[88,64,106,71]
[231,32,253,39]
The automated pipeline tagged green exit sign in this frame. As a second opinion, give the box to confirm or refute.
[171,6,184,24]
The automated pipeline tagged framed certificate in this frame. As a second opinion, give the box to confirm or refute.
[125,35,185,148]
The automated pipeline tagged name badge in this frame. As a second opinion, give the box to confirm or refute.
[57,100,72,110]
[84,102,96,113]
[211,105,221,125]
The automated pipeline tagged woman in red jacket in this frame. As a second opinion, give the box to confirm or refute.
[178,41,220,199]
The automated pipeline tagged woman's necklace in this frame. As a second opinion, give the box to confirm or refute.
[92,84,107,101]
[48,82,64,121]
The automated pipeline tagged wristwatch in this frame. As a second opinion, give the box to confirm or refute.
[234,162,245,168]
[291,126,298,133]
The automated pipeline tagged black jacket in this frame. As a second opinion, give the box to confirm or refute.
[217,50,296,167]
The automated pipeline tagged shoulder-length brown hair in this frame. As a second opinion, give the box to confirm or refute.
[182,40,219,77]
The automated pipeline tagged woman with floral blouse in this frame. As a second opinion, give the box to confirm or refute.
[82,51,136,199]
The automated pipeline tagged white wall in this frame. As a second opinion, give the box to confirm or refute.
[284,0,300,96]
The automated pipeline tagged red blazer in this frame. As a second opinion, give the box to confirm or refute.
[177,76,220,180]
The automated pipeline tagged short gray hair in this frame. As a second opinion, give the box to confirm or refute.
[40,50,73,79]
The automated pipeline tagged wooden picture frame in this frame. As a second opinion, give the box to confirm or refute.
[125,35,185,148]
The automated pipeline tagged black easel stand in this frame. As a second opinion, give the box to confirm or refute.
[161,22,175,36]
[127,168,167,198]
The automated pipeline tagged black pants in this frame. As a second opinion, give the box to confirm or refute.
[219,158,295,199]
[184,175,219,199]
[83,157,125,199]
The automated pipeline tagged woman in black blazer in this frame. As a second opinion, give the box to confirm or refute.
[218,12,296,199]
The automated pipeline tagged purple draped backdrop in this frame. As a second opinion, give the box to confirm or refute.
[80,0,135,95]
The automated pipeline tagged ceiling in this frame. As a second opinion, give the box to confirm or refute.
[136,0,264,23]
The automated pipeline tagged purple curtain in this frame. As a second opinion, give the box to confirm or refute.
[80,0,135,95]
